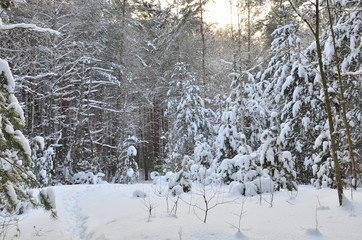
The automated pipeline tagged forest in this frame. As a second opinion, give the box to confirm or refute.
[0,0,361,219]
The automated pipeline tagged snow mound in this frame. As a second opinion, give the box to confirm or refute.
[132,190,147,198]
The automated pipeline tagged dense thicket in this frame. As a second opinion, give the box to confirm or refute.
[0,0,360,205]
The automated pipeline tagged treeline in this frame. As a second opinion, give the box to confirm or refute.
[0,0,360,201]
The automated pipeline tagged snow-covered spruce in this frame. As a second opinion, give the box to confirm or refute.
[72,171,105,185]
[0,59,55,216]
[258,112,297,191]
[310,1,362,189]
[219,152,274,196]
[260,23,318,184]
[113,136,139,183]
[165,62,214,170]
[214,97,245,162]
[31,136,55,187]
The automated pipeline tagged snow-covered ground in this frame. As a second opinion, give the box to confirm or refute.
[6,183,362,240]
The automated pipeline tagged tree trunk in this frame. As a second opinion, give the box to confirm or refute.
[314,0,343,206]
[199,0,206,92]
[326,0,357,190]
[288,0,344,206]
[246,0,251,66]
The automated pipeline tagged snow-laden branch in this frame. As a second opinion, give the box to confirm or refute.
[0,23,61,35]
[341,70,362,76]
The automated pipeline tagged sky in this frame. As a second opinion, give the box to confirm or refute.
[204,0,235,27]
[161,0,236,28]
[161,0,271,29]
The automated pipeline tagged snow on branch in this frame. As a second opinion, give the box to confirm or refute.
[341,70,362,76]
[0,23,61,35]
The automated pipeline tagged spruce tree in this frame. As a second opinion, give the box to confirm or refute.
[0,59,54,216]
[261,23,318,183]
[258,112,297,191]
[114,136,139,183]
[165,62,213,169]
[31,136,54,187]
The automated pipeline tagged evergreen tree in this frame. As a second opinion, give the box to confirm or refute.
[309,0,361,189]
[258,112,297,191]
[31,136,54,187]
[165,62,213,169]
[288,0,345,205]
[193,135,214,167]
[0,59,54,216]
[214,70,247,162]
[169,155,194,193]
[214,97,244,161]
[114,136,139,183]
[311,124,336,188]
[261,23,319,183]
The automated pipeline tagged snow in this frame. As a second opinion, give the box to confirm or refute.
[302,117,310,131]
[314,132,326,149]
[292,100,302,117]
[40,187,56,210]
[33,136,45,150]
[5,183,18,204]
[14,130,31,156]
[281,76,293,93]
[127,168,135,177]
[0,59,15,93]
[0,23,60,35]
[7,183,362,240]
[323,36,335,64]
[127,146,137,156]
[8,94,26,123]
[132,190,147,198]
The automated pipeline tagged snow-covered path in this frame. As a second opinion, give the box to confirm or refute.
[7,183,362,240]
[58,185,94,240]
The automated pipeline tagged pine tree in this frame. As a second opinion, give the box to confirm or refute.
[261,23,318,183]
[114,136,139,183]
[169,155,194,193]
[258,112,297,191]
[311,125,336,188]
[31,136,55,187]
[193,135,214,167]
[0,59,54,216]
[309,0,361,190]
[214,69,248,163]
[324,0,361,189]
[165,62,213,169]
[214,97,244,162]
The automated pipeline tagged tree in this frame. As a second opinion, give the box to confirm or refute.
[288,0,344,205]
[0,1,56,218]
[260,23,318,183]
[214,97,244,162]
[324,0,359,189]
[0,59,54,216]
[258,112,297,191]
[31,136,55,187]
[165,62,213,169]
[114,136,140,183]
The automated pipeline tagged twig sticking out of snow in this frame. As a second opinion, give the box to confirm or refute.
[182,183,236,223]
[228,197,247,234]
[141,197,157,221]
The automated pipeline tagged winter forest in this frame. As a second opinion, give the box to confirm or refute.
[0,0,361,238]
